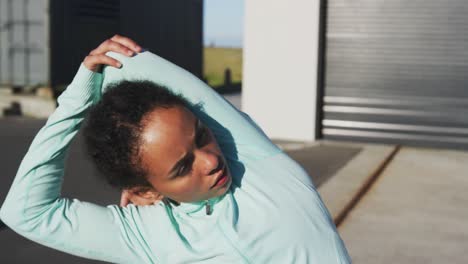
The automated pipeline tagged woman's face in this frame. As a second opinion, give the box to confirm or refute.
[138,105,232,203]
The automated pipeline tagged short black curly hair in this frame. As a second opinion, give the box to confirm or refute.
[83,80,192,190]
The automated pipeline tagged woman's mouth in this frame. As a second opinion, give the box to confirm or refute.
[211,166,229,189]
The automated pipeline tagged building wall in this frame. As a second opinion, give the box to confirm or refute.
[50,0,203,96]
[0,0,202,94]
[242,0,321,141]
[0,0,49,86]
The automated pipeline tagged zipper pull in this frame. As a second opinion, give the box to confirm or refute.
[205,200,212,215]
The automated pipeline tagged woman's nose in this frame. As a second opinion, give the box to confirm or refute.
[195,149,220,175]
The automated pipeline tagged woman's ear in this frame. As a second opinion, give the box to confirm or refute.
[120,186,164,207]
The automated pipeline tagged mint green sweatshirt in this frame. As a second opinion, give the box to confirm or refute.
[0,51,351,263]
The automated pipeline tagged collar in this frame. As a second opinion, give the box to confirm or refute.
[167,190,230,216]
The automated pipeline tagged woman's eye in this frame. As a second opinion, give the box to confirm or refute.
[176,164,191,177]
[196,126,211,147]
[177,167,187,176]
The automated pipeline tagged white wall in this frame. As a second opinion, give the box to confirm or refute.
[242,0,321,141]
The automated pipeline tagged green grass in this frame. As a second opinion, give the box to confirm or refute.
[203,47,243,87]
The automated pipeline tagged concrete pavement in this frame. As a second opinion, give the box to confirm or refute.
[338,147,468,264]
[317,142,397,224]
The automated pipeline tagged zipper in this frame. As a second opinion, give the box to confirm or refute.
[205,200,212,215]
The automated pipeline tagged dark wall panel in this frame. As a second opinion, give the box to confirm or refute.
[322,0,468,149]
[120,0,203,77]
[50,0,203,96]
[50,0,120,91]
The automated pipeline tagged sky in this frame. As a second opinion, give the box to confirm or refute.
[203,0,244,48]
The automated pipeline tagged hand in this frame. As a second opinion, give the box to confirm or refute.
[83,34,142,72]
[120,189,164,207]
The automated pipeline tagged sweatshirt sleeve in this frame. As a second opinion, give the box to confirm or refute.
[0,64,152,263]
[101,51,282,162]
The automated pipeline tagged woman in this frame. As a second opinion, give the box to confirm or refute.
[0,35,351,263]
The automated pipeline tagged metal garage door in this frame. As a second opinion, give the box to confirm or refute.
[321,0,468,149]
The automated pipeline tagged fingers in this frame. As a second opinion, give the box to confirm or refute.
[120,190,131,207]
[153,193,164,202]
[83,35,142,72]
[90,39,135,57]
[83,54,121,71]
[110,34,142,53]
[128,195,156,206]
[120,189,163,207]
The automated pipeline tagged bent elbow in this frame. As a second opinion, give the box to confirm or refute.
[0,200,21,230]
[0,198,29,232]
[0,197,55,234]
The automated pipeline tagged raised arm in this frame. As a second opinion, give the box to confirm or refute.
[0,36,155,263]
[101,51,282,162]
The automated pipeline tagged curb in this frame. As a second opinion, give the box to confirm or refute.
[0,95,55,118]
[316,142,399,227]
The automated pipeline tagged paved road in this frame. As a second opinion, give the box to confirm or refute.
[339,147,468,264]
[0,117,359,263]
[0,117,118,263]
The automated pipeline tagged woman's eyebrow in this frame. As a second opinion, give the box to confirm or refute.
[167,117,200,177]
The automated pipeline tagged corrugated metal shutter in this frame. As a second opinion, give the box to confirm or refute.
[322,0,468,149]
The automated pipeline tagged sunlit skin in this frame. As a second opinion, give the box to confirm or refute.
[138,105,232,203]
